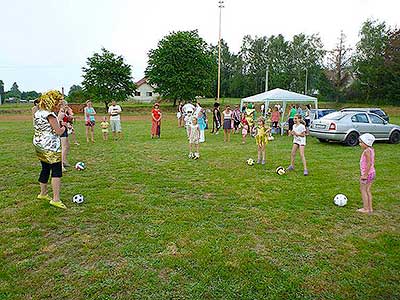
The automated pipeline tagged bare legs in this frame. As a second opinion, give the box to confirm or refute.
[61,137,70,167]
[289,144,307,172]
[359,182,373,213]
[39,178,61,202]
[257,144,266,164]
[224,129,231,142]
[86,126,94,143]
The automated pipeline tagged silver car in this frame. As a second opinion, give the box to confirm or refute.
[310,111,400,146]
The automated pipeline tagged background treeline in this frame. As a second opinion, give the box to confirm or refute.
[211,18,400,104]
[1,18,398,105]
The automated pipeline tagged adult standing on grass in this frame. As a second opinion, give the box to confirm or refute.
[151,103,162,138]
[33,90,67,209]
[358,133,376,213]
[177,101,184,127]
[58,100,71,172]
[211,102,221,134]
[108,100,122,140]
[287,104,297,135]
[222,105,233,142]
[195,101,206,143]
[304,104,312,135]
[84,100,96,143]
[232,105,241,134]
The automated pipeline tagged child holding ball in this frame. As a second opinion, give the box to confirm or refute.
[254,117,271,164]
[188,117,201,159]
[287,114,308,175]
[358,133,376,213]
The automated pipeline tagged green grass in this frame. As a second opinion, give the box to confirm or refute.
[0,113,399,299]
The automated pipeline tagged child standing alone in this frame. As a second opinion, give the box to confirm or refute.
[287,114,308,175]
[188,117,201,159]
[101,116,109,140]
[358,133,376,213]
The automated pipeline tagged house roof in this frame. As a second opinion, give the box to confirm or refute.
[135,77,148,87]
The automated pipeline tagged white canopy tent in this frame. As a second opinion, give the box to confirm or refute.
[240,88,318,134]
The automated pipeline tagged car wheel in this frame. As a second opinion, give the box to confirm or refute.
[318,138,328,143]
[389,130,400,144]
[345,131,359,146]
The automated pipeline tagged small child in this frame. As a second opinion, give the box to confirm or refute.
[241,117,249,144]
[358,133,376,213]
[188,117,201,159]
[254,117,271,164]
[100,116,109,141]
[287,114,308,175]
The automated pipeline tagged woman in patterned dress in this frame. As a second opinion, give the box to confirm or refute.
[33,90,68,209]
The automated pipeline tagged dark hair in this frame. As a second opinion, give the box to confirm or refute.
[294,114,306,125]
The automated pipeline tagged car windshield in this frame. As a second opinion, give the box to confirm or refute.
[321,112,345,120]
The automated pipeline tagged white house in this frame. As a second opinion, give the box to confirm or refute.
[132,77,160,103]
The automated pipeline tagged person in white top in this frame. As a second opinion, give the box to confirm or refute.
[108,100,122,140]
[287,114,308,176]
[222,105,233,142]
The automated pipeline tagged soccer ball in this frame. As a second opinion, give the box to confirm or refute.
[276,166,286,175]
[188,153,194,159]
[334,194,348,207]
[72,194,84,204]
[246,158,255,166]
[75,162,85,171]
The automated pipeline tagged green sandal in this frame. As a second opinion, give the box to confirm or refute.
[49,200,67,209]
[37,194,52,201]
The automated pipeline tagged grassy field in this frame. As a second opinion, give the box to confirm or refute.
[0,111,399,299]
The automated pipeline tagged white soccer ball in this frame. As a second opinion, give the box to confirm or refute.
[276,166,286,175]
[334,194,348,207]
[247,158,255,166]
[75,162,85,171]
[72,194,84,204]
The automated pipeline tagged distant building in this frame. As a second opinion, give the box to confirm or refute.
[132,77,160,103]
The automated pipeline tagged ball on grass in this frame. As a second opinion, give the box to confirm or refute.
[72,194,84,204]
[334,194,348,207]
[246,158,255,166]
[276,166,286,175]
[75,162,85,171]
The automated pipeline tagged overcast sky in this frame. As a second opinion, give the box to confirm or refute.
[1,0,399,93]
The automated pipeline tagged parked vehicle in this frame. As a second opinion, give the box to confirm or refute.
[341,108,389,122]
[310,111,400,146]
[310,109,337,121]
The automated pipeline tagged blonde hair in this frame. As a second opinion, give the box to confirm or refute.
[38,90,63,111]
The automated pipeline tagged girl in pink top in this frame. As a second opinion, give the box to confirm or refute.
[271,107,280,134]
[358,133,376,213]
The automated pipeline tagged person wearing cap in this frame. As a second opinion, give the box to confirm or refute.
[151,103,162,138]
[108,100,122,140]
[358,133,376,213]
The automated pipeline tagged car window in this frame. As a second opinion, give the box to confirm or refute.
[371,109,386,117]
[351,113,369,123]
[321,112,345,120]
[368,114,385,124]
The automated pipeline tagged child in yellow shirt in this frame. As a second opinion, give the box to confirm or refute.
[255,117,271,165]
[100,116,109,140]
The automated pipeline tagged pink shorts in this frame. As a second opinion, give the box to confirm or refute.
[360,173,375,184]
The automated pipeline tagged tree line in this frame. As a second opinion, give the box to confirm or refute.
[1,18,398,106]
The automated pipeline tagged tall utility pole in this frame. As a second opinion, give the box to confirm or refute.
[265,65,269,92]
[217,0,224,103]
[305,68,308,94]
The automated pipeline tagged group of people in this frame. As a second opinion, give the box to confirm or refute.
[32,91,377,213]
